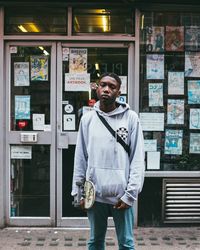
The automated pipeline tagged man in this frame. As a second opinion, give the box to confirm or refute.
[71,72,145,250]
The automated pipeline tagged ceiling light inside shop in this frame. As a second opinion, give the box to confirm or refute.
[95,63,99,70]
[18,25,28,32]
[38,46,49,56]
[102,15,110,32]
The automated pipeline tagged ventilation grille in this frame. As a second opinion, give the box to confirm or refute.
[162,179,200,223]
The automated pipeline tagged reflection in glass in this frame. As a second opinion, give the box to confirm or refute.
[10,145,50,217]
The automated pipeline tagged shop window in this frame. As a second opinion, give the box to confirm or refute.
[73,8,135,35]
[4,7,67,34]
[140,12,200,171]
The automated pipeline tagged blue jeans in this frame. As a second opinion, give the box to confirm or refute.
[87,201,134,250]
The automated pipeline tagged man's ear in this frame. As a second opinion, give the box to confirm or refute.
[117,90,121,97]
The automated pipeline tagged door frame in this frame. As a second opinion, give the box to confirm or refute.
[56,42,136,227]
[5,41,57,226]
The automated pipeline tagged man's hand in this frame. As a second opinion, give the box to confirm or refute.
[80,198,85,210]
[114,200,130,209]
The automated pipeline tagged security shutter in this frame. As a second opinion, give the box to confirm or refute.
[162,179,200,223]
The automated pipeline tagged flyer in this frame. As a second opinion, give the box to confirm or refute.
[149,83,163,106]
[168,71,184,95]
[15,95,30,120]
[63,114,75,130]
[147,151,160,170]
[185,26,200,51]
[185,52,200,77]
[146,26,164,52]
[146,54,164,79]
[69,48,87,73]
[14,62,30,86]
[164,129,183,155]
[190,109,200,129]
[11,146,32,159]
[188,80,200,104]
[65,73,90,91]
[165,26,184,51]
[119,76,127,94]
[32,114,45,130]
[190,133,200,154]
[139,113,164,131]
[167,99,184,125]
[144,139,157,152]
[30,55,48,81]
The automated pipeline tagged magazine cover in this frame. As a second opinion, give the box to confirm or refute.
[164,129,183,155]
[14,62,30,86]
[15,95,30,120]
[168,71,184,95]
[190,109,200,129]
[149,83,163,106]
[165,26,184,51]
[30,56,48,81]
[69,48,87,73]
[185,52,200,77]
[190,133,200,154]
[185,26,200,51]
[167,99,184,124]
[146,26,164,52]
[188,80,200,104]
[146,54,164,79]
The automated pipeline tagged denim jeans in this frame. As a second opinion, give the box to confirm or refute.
[87,201,134,250]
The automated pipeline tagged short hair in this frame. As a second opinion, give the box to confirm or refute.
[99,72,122,87]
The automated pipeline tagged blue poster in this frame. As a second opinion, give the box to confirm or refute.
[15,95,30,120]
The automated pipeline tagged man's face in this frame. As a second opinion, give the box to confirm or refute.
[96,76,121,105]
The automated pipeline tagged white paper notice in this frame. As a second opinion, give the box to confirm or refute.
[147,151,160,170]
[32,114,45,130]
[11,146,32,159]
[140,113,164,131]
[119,76,127,94]
[65,73,90,91]
[144,140,157,152]
[63,114,75,130]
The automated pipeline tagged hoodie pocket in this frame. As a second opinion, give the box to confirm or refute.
[89,167,127,198]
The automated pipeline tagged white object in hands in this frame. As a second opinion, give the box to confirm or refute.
[84,181,95,209]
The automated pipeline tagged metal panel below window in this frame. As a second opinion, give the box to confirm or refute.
[162,179,200,223]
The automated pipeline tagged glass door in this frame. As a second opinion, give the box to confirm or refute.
[6,42,56,226]
[57,42,130,227]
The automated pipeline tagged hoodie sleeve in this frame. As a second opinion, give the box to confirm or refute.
[71,118,88,197]
[120,114,145,206]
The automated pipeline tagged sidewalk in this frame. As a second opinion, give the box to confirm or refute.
[0,227,200,250]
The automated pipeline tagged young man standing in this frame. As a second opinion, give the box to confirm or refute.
[72,72,145,250]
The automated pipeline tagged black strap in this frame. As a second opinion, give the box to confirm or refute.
[96,111,130,156]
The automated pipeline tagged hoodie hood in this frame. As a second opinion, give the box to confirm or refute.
[93,100,130,116]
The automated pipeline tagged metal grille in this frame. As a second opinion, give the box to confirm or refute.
[162,179,200,223]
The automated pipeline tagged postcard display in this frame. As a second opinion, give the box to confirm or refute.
[140,25,200,171]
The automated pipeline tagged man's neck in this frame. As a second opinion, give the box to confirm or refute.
[99,102,117,113]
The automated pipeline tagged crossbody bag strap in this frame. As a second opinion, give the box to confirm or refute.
[96,111,130,156]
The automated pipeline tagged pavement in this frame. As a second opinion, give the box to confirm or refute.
[0,226,200,250]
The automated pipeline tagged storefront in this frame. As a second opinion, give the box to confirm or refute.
[0,0,200,228]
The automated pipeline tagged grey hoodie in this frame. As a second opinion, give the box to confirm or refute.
[71,101,145,207]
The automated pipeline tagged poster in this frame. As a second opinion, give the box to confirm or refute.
[190,109,200,129]
[167,99,184,125]
[30,56,48,81]
[63,114,75,130]
[149,83,163,106]
[165,26,184,51]
[188,80,200,104]
[185,52,200,77]
[147,151,160,170]
[119,76,127,94]
[185,26,200,51]
[15,95,30,120]
[65,73,90,91]
[146,26,164,52]
[164,129,183,155]
[69,48,87,73]
[32,114,45,131]
[190,133,200,154]
[168,72,184,95]
[14,62,30,86]
[139,113,164,131]
[11,146,32,159]
[146,54,164,79]
[144,139,157,152]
